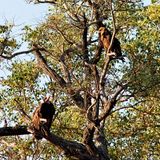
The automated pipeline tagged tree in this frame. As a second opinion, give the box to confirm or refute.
[0,0,160,159]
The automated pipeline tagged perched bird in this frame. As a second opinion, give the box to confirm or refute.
[28,97,55,140]
[99,27,124,62]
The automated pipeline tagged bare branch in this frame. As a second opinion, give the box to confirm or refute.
[0,126,30,136]
[14,99,31,121]
[112,84,126,101]
[51,24,75,45]
[63,2,82,23]
[98,84,126,122]
[31,0,56,4]
[0,48,38,60]
[60,48,72,83]
[82,13,89,63]
[33,44,67,87]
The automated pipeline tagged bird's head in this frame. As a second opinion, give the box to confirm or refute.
[99,27,106,34]
[43,96,52,105]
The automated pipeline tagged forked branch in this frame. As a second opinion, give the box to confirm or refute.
[33,45,84,108]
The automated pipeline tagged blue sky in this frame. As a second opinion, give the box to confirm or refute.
[0,0,48,25]
[0,0,49,78]
[0,0,151,24]
[0,0,151,26]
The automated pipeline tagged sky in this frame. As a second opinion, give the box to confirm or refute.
[0,0,49,57]
[0,0,48,25]
[0,0,151,25]
[0,0,49,77]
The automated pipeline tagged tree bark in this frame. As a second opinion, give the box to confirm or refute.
[0,125,99,160]
[0,126,30,136]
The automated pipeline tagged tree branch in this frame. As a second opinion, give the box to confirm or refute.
[33,45,67,87]
[82,13,89,63]
[0,126,30,136]
[33,0,56,4]
[60,48,72,84]
[83,123,97,156]
[99,84,126,122]
[94,127,110,160]
[0,125,98,160]
[46,132,98,160]
[0,48,37,60]
[33,45,84,108]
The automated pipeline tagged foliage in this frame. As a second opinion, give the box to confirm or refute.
[0,0,160,159]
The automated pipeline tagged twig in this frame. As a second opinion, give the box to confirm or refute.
[34,0,56,4]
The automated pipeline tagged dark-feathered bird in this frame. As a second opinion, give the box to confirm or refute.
[99,27,124,62]
[31,97,55,140]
